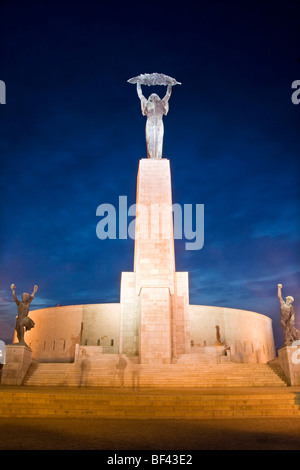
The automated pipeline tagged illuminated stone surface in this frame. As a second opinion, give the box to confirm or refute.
[4,159,278,378]
[278,345,300,386]
[120,159,190,363]
[1,345,32,385]
[2,387,300,420]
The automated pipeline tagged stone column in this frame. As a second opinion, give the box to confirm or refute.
[134,159,176,289]
[134,159,174,363]
[119,159,190,363]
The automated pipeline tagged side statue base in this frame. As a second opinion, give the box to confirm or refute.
[0,344,32,385]
[278,345,300,386]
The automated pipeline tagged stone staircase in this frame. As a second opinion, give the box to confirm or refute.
[23,358,288,388]
[0,388,299,419]
[2,359,298,420]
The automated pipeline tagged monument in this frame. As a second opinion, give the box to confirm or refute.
[120,73,189,363]
[277,283,300,346]
[2,73,290,387]
[1,284,38,385]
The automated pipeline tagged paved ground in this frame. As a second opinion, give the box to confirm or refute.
[1,386,300,450]
[1,416,300,450]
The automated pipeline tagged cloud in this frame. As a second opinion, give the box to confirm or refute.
[0,297,11,306]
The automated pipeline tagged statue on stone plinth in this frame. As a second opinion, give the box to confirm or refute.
[128,73,181,160]
[277,283,300,346]
[11,283,38,347]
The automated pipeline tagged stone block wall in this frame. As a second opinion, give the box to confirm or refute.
[1,345,32,385]
[22,304,120,362]
[278,345,300,385]
[24,305,82,362]
[119,272,139,356]
[139,287,172,364]
[189,305,276,363]
[80,303,120,353]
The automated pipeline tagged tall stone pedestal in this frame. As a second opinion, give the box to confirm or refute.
[278,345,300,386]
[120,159,190,363]
[1,344,32,385]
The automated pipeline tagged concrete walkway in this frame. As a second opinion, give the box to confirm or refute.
[1,416,300,450]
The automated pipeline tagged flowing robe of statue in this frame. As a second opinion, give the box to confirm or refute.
[140,90,170,159]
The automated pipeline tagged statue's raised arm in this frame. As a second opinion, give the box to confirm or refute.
[136,83,147,116]
[10,283,19,305]
[163,84,172,102]
[136,82,144,100]
[277,283,284,305]
[29,284,38,303]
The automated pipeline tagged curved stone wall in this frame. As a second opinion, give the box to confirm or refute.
[189,305,276,363]
[24,304,120,362]
[23,303,275,363]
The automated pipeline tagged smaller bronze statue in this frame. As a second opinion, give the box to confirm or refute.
[278,283,300,347]
[11,283,38,347]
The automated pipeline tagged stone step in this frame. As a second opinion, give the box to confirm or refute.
[24,381,287,388]
[24,371,284,377]
[0,390,299,419]
[1,409,297,418]
[0,394,294,403]
[22,362,287,387]
[24,380,286,386]
[26,362,282,368]
[1,410,299,419]
[1,402,298,412]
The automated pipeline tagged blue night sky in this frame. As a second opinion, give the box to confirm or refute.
[0,0,299,349]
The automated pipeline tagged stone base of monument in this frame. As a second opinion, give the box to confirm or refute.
[174,346,230,364]
[278,345,300,386]
[1,344,32,385]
